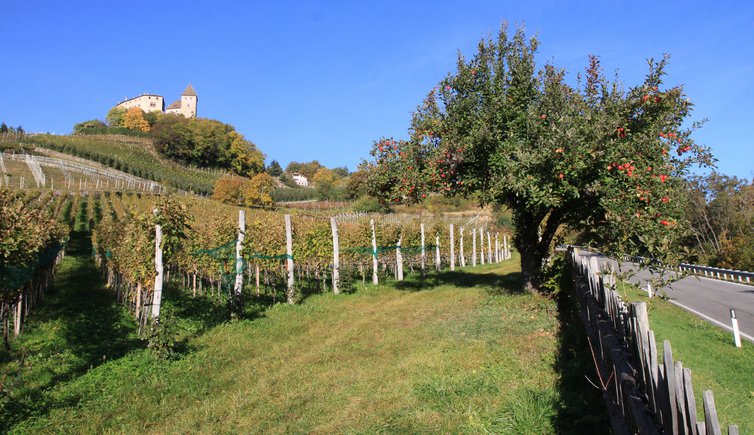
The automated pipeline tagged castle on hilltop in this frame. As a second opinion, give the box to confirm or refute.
[115,84,197,118]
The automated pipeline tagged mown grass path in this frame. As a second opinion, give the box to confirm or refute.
[2,243,606,433]
[0,224,140,432]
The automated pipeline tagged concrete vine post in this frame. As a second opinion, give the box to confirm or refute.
[152,220,164,320]
[435,235,441,272]
[420,222,426,274]
[487,231,493,264]
[234,210,245,296]
[459,227,466,267]
[495,233,500,263]
[480,228,485,265]
[396,235,404,281]
[285,214,295,304]
[449,224,455,271]
[472,228,477,267]
[330,217,340,294]
[370,218,379,285]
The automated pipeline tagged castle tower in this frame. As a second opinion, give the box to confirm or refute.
[165,84,198,118]
[180,84,197,118]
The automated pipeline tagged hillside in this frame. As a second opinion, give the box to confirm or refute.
[21,134,225,194]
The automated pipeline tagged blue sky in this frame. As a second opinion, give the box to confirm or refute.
[1,1,752,179]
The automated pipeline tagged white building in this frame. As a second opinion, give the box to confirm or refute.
[115,84,197,118]
[292,173,309,187]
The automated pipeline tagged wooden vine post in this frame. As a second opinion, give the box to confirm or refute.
[472,228,477,267]
[449,224,455,271]
[234,210,245,296]
[503,234,509,260]
[285,214,295,304]
[330,217,340,294]
[152,218,164,320]
[370,218,379,285]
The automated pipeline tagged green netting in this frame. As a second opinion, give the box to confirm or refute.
[189,239,439,287]
[0,243,65,292]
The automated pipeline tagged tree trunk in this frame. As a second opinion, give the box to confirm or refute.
[514,208,561,292]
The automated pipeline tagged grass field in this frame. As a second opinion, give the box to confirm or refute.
[618,282,754,433]
[1,229,608,433]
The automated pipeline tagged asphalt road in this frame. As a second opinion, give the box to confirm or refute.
[581,251,754,344]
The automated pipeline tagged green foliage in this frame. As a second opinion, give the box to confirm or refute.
[151,115,265,176]
[285,160,324,179]
[352,195,386,213]
[271,186,318,202]
[364,24,713,290]
[685,172,754,270]
[106,107,127,127]
[266,159,283,177]
[145,313,178,360]
[73,119,107,134]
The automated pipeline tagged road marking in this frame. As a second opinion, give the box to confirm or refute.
[668,299,754,344]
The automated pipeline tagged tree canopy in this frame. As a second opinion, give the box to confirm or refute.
[150,115,265,177]
[363,24,712,291]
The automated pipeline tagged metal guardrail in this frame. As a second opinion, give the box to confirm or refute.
[678,263,753,284]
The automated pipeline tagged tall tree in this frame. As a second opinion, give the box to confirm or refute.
[123,107,151,132]
[364,25,712,291]
[267,160,283,177]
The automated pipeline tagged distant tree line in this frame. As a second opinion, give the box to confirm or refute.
[684,172,754,270]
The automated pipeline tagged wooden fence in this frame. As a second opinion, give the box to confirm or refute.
[568,247,739,434]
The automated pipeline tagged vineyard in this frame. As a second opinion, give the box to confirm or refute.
[87,192,512,328]
[0,189,73,346]
[19,134,224,194]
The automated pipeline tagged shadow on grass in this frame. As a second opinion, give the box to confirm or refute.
[393,269,525,295]
[0,230,142,431]
[551,266,610,433]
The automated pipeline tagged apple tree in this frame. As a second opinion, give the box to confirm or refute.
[363,25,712,291]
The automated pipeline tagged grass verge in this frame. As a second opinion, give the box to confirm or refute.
[618,282,754,432]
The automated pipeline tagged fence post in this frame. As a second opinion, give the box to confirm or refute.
[234,210,245,296]
[285,214,295,303]
[449,224,455,271]
[151,220,164,320]
[331,217,340,294]
[371,218,379,285]
[503,234,508,259]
